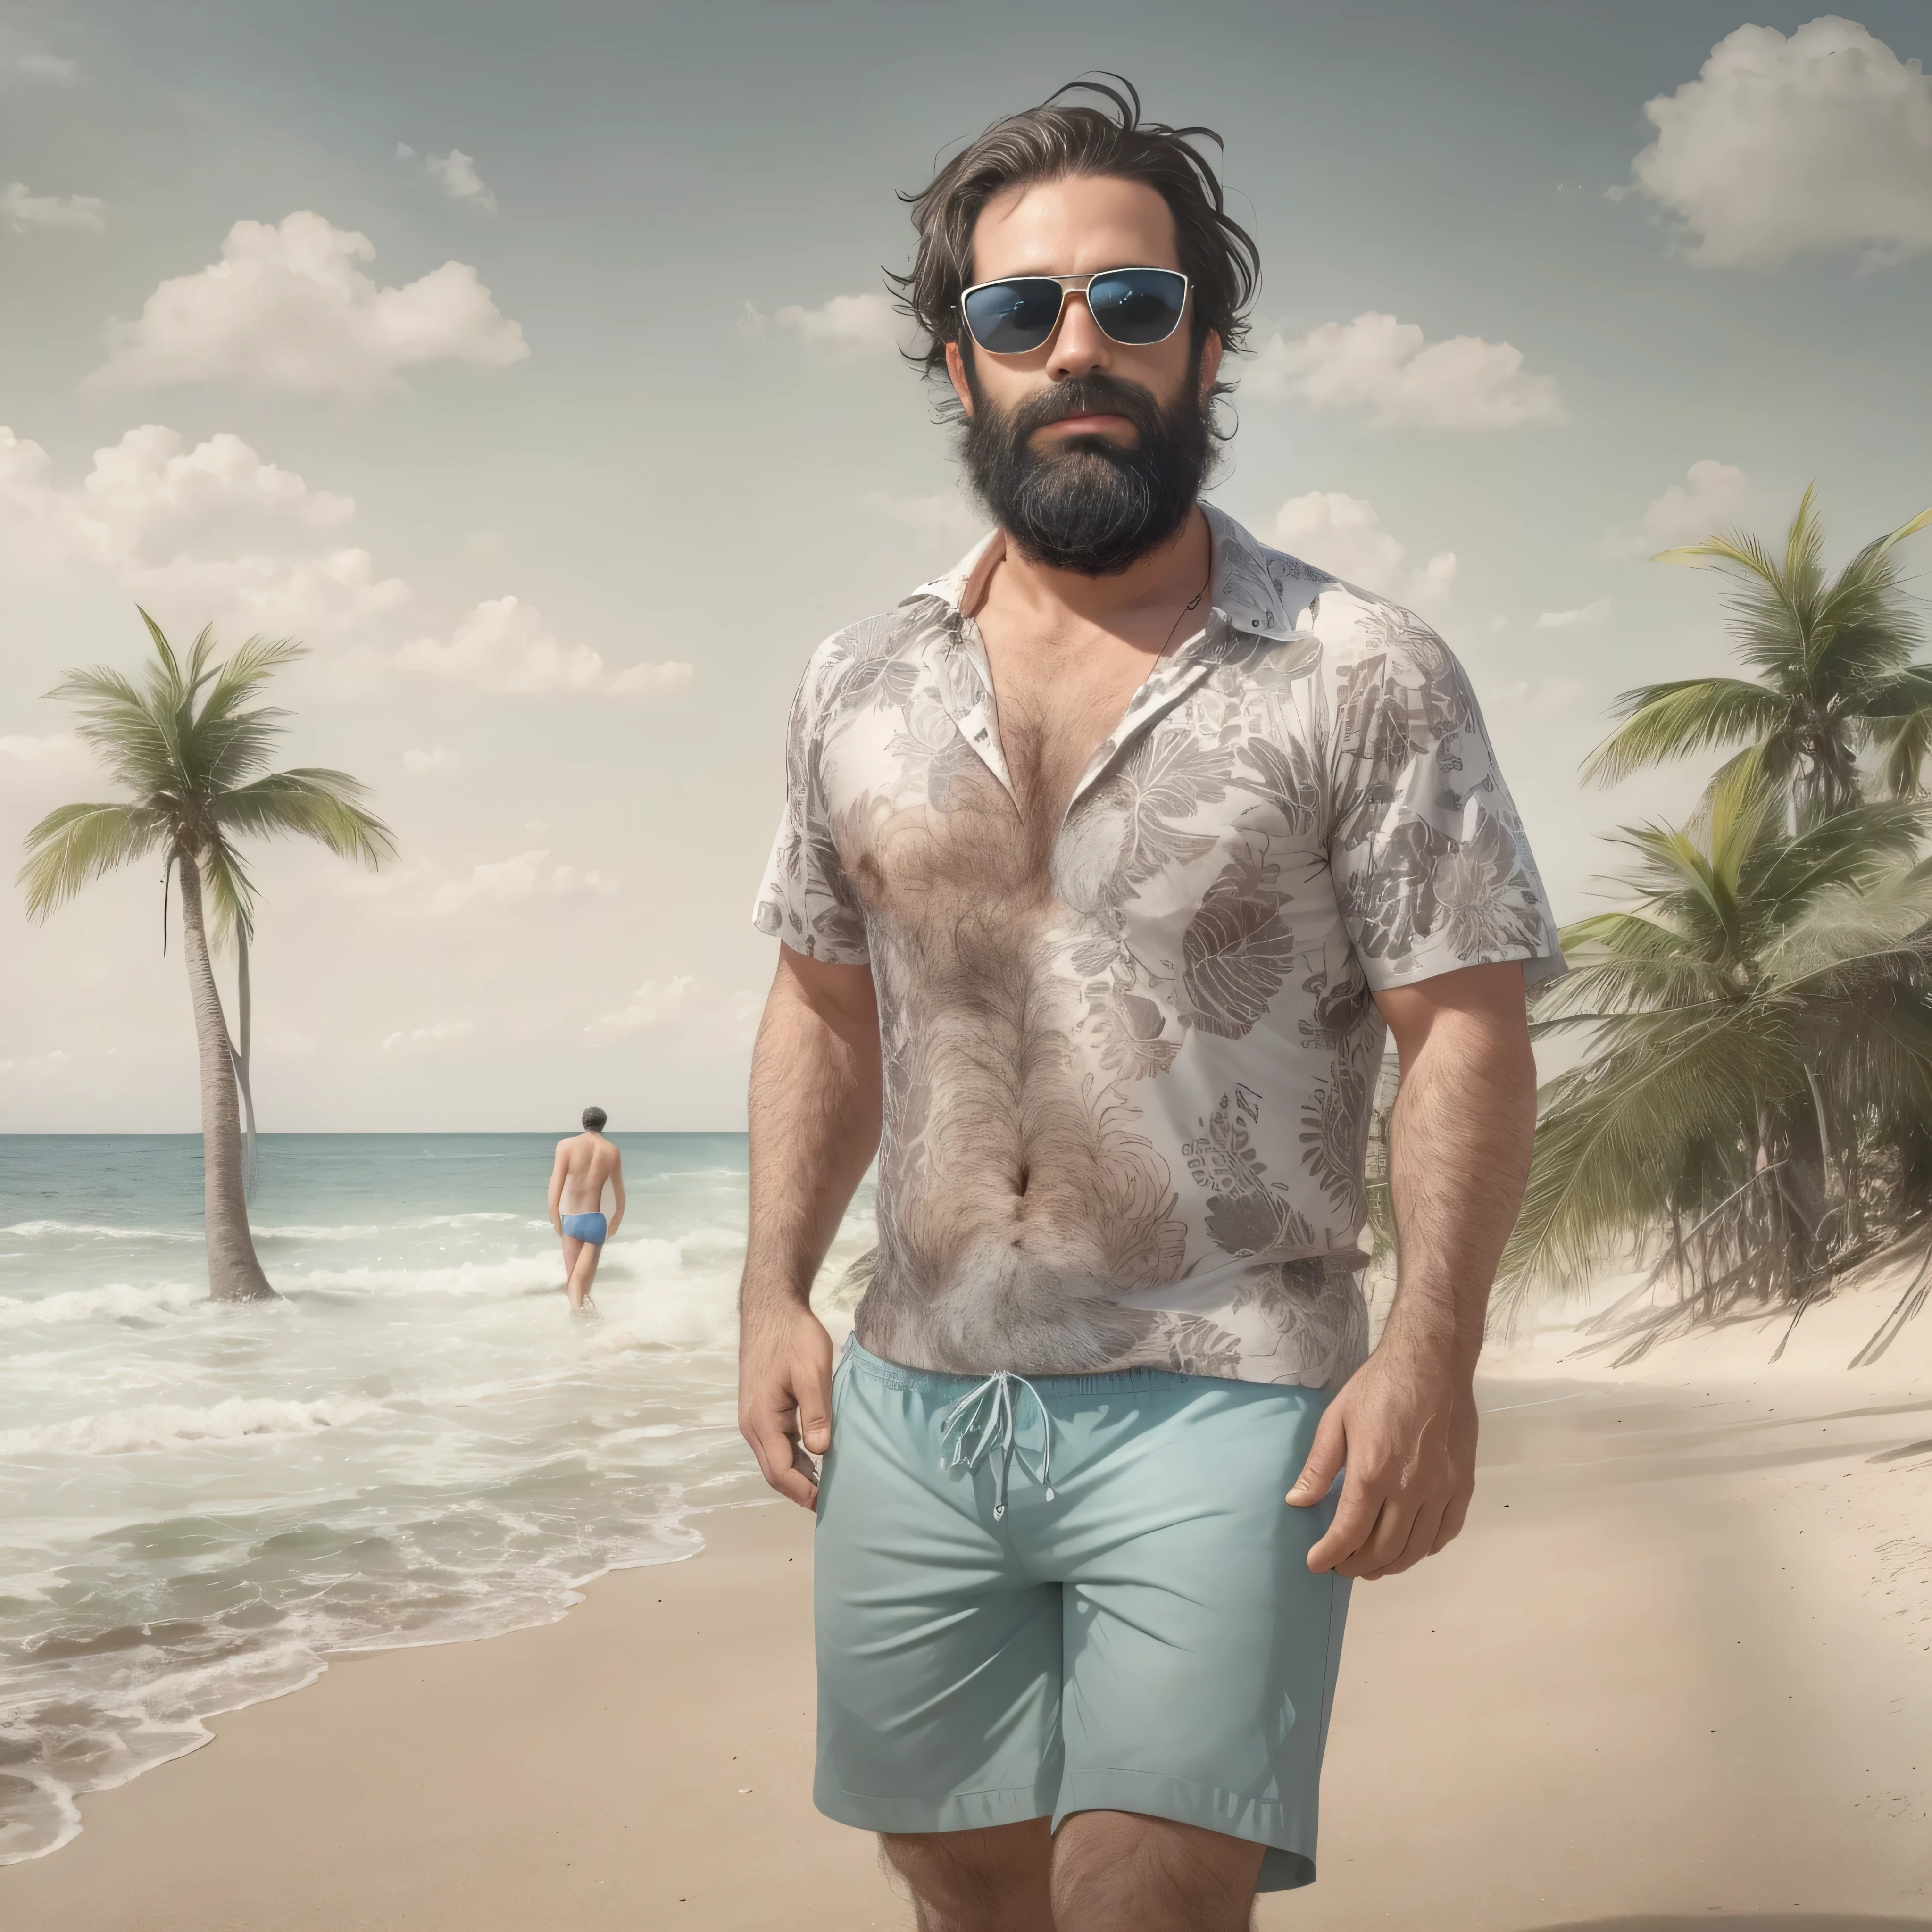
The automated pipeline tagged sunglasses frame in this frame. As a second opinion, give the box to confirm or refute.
[957,266,1192,356]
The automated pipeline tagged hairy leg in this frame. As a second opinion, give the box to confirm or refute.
[879,1820,1054,1932]
[1051,1812,1263,1932]
[567,1239,603,1310]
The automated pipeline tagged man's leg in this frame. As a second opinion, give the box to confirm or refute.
[1052,1812,1263,1932]
[566,1238,602,1309]
[879,1819,1053,1932]
[558,1231,583,1301]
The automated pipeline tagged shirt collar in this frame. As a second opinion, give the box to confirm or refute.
[914,503,1319,648]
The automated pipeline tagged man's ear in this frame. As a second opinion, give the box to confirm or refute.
[1197,328,1224,401]
[945,338,975,418]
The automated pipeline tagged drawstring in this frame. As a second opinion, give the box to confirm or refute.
[939,1371,1056,1521]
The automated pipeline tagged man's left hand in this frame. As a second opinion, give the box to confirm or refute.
[1285,1348,1478,1579]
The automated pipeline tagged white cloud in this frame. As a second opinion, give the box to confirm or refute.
[402,744,463,780]
[1274,491,1403,589]
[344,845,618,919]
[2,182,104,231]
[425,149,497,215]
[1414,550,1459,600]
[1603,460,1758,558]
[1617,17,1932,271]
[586,975,698,1035]
[381,1019,475,1055]
[862,490,982,541]
[1534,600,1611,632]
[744,291,902,361]
[87,211,530,400]
[0,732,95,789]
[1271,491,1457,609]
[1491,677,1587,716]
[395,143,416,161]
[584,976,761,1047]
[547,863,619,900]
[1249,312,1566,429]
[0,1048,71,1080]
[0,423,408,633]
[9,49,78,83]
[397,595,692,700]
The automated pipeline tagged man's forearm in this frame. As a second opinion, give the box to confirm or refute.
[741,957,883,1322]
[1379,1000,1536,1379]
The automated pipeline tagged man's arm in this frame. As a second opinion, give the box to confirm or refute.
[607,1149,625,1239]
[1287,960,1536,1579]
[547,1142,568,1235]
[737,943,883,1509]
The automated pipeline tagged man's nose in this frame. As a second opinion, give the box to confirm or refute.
[1045,292,1112,379]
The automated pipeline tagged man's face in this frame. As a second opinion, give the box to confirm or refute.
[946,173,1224,576]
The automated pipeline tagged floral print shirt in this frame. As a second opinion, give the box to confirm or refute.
[753,505,1564,1388]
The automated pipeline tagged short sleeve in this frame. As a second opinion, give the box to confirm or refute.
[750,642,871,965]
[1325,607,1564,993]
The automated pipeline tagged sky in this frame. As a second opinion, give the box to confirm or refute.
[2,0,1930,1132]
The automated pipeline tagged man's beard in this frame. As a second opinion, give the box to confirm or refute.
[957,364,1212,577]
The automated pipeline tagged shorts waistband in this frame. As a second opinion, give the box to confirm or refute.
[842,1335,1199,1398]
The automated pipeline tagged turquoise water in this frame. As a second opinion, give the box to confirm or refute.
[0,1134,872,1864]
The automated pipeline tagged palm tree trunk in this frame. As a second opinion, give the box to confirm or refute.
[227,927,259,1199]
[177,853,275,1301]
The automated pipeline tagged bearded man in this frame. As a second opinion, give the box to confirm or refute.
[740,80,1562,1932]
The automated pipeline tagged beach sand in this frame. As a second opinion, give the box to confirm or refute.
[4,1277,1930,1931]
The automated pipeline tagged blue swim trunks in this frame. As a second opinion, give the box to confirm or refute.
[559,1212,607,1244]
[812,1339,1350,1891]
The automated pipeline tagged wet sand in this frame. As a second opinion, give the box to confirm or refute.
[3,1297,1929,1931]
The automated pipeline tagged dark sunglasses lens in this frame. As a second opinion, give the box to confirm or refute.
[1088,269,1187,345]
[963,279,1064,354]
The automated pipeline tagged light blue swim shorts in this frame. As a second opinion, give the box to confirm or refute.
[559,1212,606,1244]
[813,1338,1350,1892]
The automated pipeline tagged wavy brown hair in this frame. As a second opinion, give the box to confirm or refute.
[890,76,1260,413]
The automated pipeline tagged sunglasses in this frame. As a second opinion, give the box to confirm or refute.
[958,267,1191,356]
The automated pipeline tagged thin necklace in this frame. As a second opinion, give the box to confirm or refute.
[1156,568,1213,663]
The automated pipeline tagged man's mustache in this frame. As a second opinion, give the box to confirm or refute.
[1021,378,1159,433]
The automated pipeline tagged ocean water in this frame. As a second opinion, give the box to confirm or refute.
[0,1133,872,1864]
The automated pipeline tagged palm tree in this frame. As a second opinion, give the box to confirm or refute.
[1583,491,1932,821]
[1498,766,1932,1349]
[17,614,393,1301]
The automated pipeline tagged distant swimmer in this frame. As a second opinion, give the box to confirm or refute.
[549,1107,625,1310]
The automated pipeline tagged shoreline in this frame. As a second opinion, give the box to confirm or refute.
[1,1506,717,1870]
[3,1302,1929,1928]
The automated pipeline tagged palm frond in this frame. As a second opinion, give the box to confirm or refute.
[17,803,167,919]
[1870,708,1932,799]
[1749,799,1929,914]
[1498,1004,1798,1299]
[1581,679,1785,788]
[199,635,308,724]
[200,836,259,949]
[1856,668,1932,721]
[214,770,396,866]
[1850,504,1932,572]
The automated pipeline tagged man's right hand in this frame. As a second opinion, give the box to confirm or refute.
[738,1302,835,1509]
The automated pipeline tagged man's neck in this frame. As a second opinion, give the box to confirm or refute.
[974,505,1212,651]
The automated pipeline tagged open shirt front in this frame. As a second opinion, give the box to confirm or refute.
[755,505,1564,1387]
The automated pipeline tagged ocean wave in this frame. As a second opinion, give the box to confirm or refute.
[2,1220,201,1243]
[251,1223,384,1241]
[423,1211,529,1226]
[283,1254,564,1296]
[0,1395,385,1457]
[0,1281,209,1330]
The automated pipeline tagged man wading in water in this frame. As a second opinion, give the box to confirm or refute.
[550,1106,624,1310]
[739,80,1560,1932]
